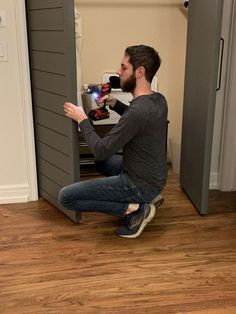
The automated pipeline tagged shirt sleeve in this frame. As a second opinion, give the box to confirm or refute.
[110,100,129,116]
[79,105,142,160]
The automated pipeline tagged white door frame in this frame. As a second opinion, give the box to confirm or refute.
[14,0,38,200]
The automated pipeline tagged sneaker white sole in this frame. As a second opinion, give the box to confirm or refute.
[119,204,156,239]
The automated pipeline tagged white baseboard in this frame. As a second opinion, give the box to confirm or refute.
[209,172,219,190]
[0,184,30,204]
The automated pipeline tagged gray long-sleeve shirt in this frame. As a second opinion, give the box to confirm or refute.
[79,92,168,191]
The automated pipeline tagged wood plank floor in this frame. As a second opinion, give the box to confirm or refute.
[0,168,236,314]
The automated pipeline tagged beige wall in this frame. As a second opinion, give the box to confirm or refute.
[0,0,37,203]
[75,0,187,140]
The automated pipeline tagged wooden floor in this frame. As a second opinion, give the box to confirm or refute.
[1,168,236,314]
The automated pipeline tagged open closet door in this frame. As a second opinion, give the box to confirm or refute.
[25,0,80,222]
[180,0,223,215]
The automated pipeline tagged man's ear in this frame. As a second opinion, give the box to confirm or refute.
[135,66,145,79]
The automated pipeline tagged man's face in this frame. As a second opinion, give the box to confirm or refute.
[117,55,136,93]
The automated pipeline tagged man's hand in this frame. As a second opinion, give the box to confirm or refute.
[97,94,117,108]
[64,102,87,123]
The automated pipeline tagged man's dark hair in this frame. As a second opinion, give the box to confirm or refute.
[125,45,161,83]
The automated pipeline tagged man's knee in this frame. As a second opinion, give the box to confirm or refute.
[58,186,70,206]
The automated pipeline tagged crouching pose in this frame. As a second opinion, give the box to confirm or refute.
[59,44,168,238]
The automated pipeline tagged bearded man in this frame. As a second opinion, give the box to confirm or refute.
[59,45,168,238]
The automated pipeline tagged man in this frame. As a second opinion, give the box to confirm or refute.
[59,45,168,238]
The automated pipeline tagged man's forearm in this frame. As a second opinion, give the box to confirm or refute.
[110,100,129,116]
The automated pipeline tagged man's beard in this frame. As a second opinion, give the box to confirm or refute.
[121,73,136,93]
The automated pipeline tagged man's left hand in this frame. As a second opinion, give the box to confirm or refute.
[64,102,87,123]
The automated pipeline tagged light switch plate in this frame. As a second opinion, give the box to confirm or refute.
[0,41,7,61]
[0,10,7,27]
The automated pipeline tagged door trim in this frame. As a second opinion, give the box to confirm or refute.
[14,0,38,201]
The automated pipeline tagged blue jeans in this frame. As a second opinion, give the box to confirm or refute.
[58,155,160,217]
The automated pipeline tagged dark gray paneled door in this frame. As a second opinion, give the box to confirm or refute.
[25,0,80,221]
[180,0,224,214]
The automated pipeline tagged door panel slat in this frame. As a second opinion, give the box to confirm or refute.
[31,51,66,75]
[28,0,63,10]
[28,9,64,30]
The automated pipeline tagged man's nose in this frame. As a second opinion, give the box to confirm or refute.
[116,68,121,76]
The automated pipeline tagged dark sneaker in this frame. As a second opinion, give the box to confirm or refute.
[116,203,156,238]
[151,194,164,208]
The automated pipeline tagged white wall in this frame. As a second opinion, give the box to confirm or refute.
[0,0,37,204]
[219,0,236,191]
[210,0,234,189]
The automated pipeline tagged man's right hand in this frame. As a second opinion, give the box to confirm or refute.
[97,94,117,109]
